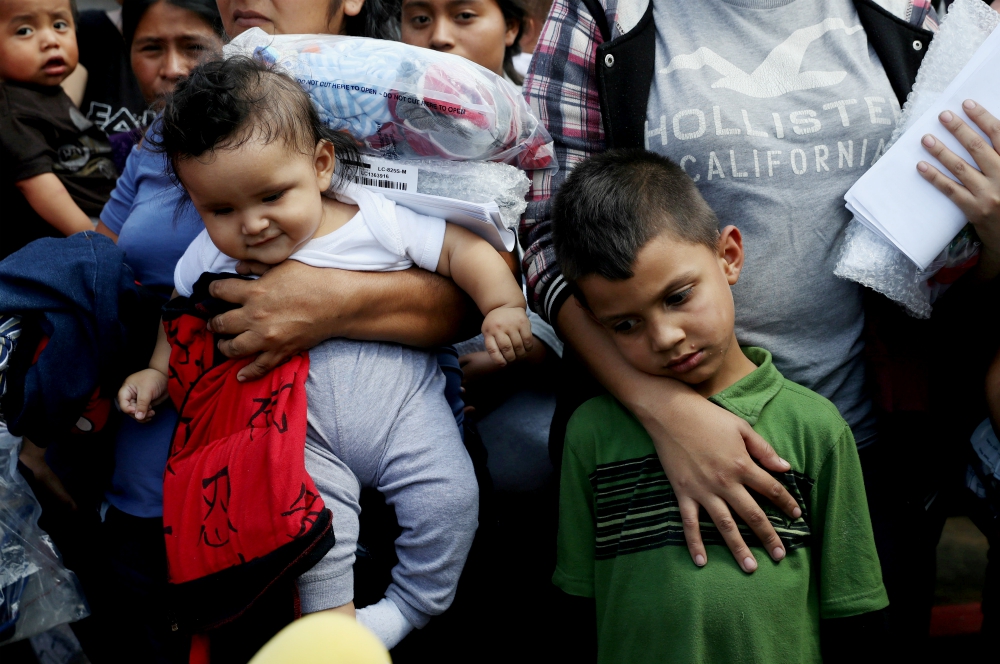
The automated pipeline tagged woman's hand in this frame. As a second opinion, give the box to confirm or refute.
[637,392,800,573]
[558,298,800,572]
[917,100,1000,280]
[207,260,478,381]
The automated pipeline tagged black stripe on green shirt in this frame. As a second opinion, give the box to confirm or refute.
[590,454,815,560]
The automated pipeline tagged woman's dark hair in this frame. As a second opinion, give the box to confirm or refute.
[154,56,360,188]
[342,0,402,40]
[122,0,224,51]
[497,0,526,85]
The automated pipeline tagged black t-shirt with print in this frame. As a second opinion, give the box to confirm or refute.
[77,10,152,136]
[0,81,118,259]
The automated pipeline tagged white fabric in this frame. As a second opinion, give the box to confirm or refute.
[512,52,533,78]
[356,598,415,650]
[174,183,446,297]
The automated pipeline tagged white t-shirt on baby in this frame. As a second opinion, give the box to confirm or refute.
[174,182,447,297]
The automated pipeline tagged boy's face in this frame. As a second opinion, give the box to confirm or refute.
[176,137,337,265]
[577,226,746,395]
[217,0,364,38]
[0,0,77,86]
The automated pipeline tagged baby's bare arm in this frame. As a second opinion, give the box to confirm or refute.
[16,173,94,236]
[436,225,533,364]
[435,225,526,316]
[118,318,172,422]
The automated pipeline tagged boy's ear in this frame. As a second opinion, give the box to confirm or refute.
[314,140,337,191]
[505,17,521,47]
[717,225,744,286]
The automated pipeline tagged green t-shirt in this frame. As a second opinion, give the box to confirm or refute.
[554,347,888,664]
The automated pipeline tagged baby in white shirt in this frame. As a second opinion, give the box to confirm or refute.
[117,56,531,648]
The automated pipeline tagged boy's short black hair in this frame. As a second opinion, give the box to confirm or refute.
[552,149,719,282]
[155,56,359,185]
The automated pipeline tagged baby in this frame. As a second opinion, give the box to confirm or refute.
[118,56,532,648]
[0,0,118,258]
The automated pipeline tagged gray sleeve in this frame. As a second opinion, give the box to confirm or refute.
[296,442,361,614]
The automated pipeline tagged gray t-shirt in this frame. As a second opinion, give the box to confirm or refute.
[646,0,899,444]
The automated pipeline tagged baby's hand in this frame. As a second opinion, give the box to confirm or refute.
[118,368,170,422]
[481,306,533,366]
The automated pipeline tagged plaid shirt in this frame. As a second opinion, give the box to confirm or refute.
[519,0,939,324]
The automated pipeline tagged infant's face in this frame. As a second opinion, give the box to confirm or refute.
[177,137,332,266]
[0,0,77,86]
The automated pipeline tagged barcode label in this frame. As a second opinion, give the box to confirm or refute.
[347,155,419,194]
[353,176,409,191]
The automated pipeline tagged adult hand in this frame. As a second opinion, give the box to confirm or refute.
[207,260,475,381]
[637,391,801,573]
[917,100,1000,280]
[557,297,800,572]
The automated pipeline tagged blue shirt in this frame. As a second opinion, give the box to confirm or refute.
[102,126,203,517]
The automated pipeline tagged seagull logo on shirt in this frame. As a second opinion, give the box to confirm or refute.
[660,18,865,98]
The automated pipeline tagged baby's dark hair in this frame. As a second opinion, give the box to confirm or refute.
[552,149,719,283]
[156,56,360,186]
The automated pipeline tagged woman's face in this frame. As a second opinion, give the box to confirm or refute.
[216,0,364,38]
[130,1,221,105]
[400,0,518,77]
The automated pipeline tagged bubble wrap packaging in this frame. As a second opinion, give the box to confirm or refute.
[835,0,998,318]
[407,159,529,230]
[224,29,556,172]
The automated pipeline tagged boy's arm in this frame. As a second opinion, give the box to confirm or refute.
[813,425,890,622]
[16,173,94,236]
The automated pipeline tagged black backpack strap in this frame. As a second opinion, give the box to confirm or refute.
[579,0,611,42]
[853,0,933,105]
[592,0,656,149]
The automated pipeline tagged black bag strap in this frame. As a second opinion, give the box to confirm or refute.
[579,0,611,43]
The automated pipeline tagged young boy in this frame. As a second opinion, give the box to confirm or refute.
[550,150,888,663]
[0,0,117,259]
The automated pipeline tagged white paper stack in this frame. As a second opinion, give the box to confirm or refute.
[346,155,516,252]
[379,190,513,253]
[844,24,1000,270]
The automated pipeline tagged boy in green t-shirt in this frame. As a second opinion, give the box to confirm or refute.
[549,150,888,663]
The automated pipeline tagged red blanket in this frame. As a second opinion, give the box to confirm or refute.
[160,276,334,663]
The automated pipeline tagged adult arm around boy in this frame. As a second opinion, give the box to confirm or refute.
[556,298,800,570]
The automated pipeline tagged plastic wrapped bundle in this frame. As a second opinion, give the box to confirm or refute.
[0,424,88,645]
[224,29,555,172]
[834,0,997,317]
[402,159,529,230]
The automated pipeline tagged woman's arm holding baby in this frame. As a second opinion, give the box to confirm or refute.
[435,225,533,366]
[207,263,482,381]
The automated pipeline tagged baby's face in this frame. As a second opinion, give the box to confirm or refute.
[177,137,333,265]
[0,0,77,86]
[577,229,744,394]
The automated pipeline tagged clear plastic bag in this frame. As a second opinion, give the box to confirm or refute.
[0,424,88,646]
[834,0,998,317]
[224,29,556,172]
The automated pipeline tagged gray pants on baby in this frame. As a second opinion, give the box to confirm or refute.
[295,339,479,629]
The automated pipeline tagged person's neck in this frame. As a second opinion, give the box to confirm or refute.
[313,194,360,239]
[692,333,757,398]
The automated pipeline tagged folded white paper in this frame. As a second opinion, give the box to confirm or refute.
[844,23,1000,270]
[379,190,514,253]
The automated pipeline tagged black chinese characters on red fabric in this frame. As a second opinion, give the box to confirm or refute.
[161,274,334,664]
